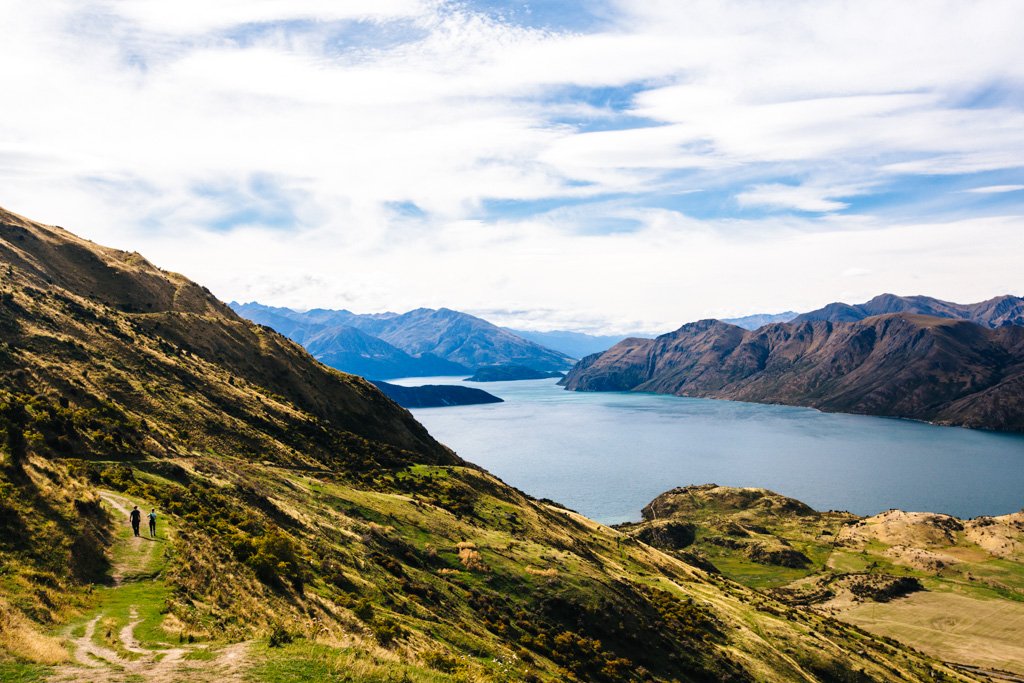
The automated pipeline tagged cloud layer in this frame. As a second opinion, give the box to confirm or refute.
[1,0,1022,332]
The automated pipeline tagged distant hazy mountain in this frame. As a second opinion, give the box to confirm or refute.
[370,381,502,408]
[793,293,1024,328]
[303,325,468,379]
[231,302,574,374]
[356,308,574,371]
[721,312,798,330]
[508,329,630,358]
[563,314,1024,431]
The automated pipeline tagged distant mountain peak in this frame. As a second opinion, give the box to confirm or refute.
[794,293,1024,328]
[231,301,574,377]
[563,310,1024,431]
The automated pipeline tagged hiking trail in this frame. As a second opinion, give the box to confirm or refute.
[50,491,251,683]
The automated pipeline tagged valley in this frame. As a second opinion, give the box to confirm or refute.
[1,206,1021,682]
[2,206,1002,681]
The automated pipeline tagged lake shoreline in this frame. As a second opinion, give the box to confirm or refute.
[390,375,1024,525]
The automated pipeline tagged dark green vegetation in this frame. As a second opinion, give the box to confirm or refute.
[621,484,1024,675]
[562,314,1024,431]
[231,302,575,377]
[464,365,564,382]
[0,206,989,681]
[370,381,503,408]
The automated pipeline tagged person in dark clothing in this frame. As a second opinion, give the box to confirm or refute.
[148,509,157,538]
[130,506,141,537]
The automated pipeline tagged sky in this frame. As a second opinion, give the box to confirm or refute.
[2,0,1023,334]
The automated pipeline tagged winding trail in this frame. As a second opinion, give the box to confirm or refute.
[49,491,251,683]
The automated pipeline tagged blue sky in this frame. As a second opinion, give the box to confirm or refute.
[1,0,1022,332]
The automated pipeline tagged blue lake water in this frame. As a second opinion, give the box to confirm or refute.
[391,376,1024,525]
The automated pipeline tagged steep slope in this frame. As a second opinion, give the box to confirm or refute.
[563,315,1024,431]
[0,206,983,682]
[0,208,452,465]
[233,302,574,372]
[304,325,469,379]
[794,293,1024,328]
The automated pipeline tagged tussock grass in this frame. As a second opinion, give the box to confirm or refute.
[0,600,67,665]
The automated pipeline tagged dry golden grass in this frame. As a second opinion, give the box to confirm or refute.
[0,600,68,665]
[844,591,1024,674]
[525,566,558,577]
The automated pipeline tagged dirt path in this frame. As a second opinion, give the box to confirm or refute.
[49,491,252,683]
[52,611,248,683]
[100,492,163,584]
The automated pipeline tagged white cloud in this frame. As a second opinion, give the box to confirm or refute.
[0,0,1022,330]
[104,0,433,34]
[966,184,1024,194]
[128,209,1024,334]
[736,184,852,213]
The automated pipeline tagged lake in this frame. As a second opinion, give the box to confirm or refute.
[390,376,1024,525]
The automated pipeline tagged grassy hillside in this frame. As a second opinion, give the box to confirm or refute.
[621,485,1024,677]
[0,206,986,681]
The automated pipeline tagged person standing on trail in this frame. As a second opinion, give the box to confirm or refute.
[148,509,157,538]
[129,505,141,537]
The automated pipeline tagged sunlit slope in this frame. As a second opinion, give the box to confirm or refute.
[621,484,1024,677]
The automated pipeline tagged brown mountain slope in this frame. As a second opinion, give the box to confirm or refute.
[563,315,1024,430]
[0,206,455,467]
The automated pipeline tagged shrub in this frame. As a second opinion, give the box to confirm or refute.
[246,530,308,590]
[422,650,459,673]
[370,617,406,647]
[268,623,294,648]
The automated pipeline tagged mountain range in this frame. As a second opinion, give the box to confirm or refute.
[721,311,798,330]
[232,302,574,378]
[506,328,632,358]
[792,293,1024,327]
[562,313,1024,431]
[3,204,980,681]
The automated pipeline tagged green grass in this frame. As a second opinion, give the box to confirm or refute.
[181,647,217,661]
[0,661,48,682]
[72,491,177,655]
[244,641,456,683]
[89,580,174,652]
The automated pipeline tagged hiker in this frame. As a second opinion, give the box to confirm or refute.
[129,505,141,537]
[148,509,157,538]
